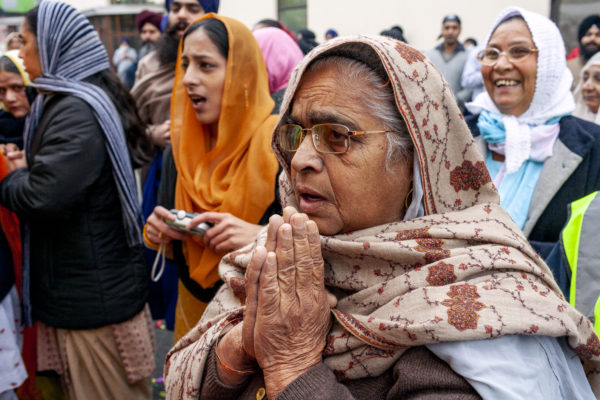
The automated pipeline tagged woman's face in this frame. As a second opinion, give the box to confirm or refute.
[19,22,42,80]
[181,28,226,129]
[582,65,600,114]
[0,70,29,118]
[288,64,412,235]
[481,19,538,116]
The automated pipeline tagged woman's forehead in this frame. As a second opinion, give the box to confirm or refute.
[290,67,368,123]
[489,19,533,46]
[0,70,23,83]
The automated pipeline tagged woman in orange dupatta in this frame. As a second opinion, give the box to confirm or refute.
[145,14,280,340]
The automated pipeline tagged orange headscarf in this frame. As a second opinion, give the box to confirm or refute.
[170,13,279,288]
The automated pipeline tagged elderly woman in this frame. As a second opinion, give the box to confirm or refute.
[465,7,600,257]
[574,53,600,125]
[165,36,600,399]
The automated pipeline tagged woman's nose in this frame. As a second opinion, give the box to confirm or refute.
[582,76,594,91]
[182,67,198,88]
[493,53,513,71]
[290,133,323,173]
[4,89,16,102]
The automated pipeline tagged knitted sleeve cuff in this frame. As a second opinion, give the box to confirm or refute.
[200,343,250,400]
[275,363,354,400]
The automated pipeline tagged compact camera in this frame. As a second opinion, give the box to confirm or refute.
[165,209,213,237]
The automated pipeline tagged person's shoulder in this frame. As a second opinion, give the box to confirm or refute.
[138,51,160,71]
[567,57,583,69]
[559,116,600,155]
[134,51,161,82]
[464,113,480,135]
[44,94,93,115]
[424,45,441,56]
[41,95,99,136]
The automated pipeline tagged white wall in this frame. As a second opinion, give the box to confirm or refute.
[306,0,549,51]
[219,0,549,51]
[218,0,277,30]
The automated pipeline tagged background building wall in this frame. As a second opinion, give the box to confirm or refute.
[219,0,549,50]
[220,0,276,29]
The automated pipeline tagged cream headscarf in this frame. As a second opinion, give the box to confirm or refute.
[574,52,600,125]
[165,36,600,398]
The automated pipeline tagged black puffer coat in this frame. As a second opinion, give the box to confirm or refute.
[0,94,147,329]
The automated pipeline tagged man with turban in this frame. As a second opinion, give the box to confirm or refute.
[568,14,600,89]
[135,10,163,60]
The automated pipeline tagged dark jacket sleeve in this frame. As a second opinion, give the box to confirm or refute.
[0,96,106,220]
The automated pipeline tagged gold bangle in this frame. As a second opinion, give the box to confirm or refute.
[215,345,258,376]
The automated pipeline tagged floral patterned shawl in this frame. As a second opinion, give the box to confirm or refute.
[165,36,600,398]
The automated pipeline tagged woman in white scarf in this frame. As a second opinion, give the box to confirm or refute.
[466,6,600,256]
[574,52,600,125]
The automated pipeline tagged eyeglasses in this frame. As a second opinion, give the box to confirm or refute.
[477,45,538,66]
[277,123,394,155]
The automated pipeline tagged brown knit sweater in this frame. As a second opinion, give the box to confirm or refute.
[200,345,481,399]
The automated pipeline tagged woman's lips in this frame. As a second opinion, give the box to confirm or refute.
[189,94,207,112]
[493,79,520,92]
[296,186,327,213]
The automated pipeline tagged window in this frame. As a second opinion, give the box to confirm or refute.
[278,0,306,34]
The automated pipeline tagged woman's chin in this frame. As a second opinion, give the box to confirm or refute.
[308,217,341,236]
[9,108,28,119]
[584,101,600,114]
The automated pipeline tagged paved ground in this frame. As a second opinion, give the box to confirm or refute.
[152,321,174,400]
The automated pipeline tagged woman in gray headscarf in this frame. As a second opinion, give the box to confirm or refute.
[0,1,154,398]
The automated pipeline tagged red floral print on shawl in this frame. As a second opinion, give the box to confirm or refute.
[441,284,486,331]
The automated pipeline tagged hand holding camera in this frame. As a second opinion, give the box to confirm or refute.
[165,209,213,237]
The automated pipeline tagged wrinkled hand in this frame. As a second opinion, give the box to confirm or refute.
[150,120,170,148]
[145,205,187,245]
[2,143,26,172]
[245,207,333,398]
[186,212,262,254]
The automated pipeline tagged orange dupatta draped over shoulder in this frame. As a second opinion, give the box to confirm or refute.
[170,13,279,288]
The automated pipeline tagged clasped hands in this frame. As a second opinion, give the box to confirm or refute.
[216,207,337,398]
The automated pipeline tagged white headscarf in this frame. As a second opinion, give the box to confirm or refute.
[573,52,600,125]
[466,7,575,174]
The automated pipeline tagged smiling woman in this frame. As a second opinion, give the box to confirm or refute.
[165,35,600,399]
[466,6,600,256]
